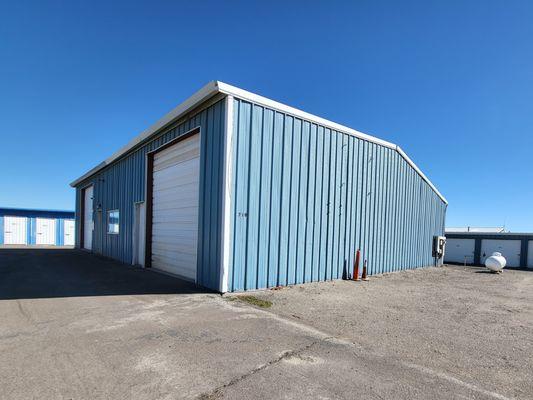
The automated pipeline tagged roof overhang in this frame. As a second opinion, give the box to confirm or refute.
[70,80,447,204]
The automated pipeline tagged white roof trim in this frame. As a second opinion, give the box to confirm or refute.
[70,81,220,187]
[70,81,447,204]
[217,82,447,204]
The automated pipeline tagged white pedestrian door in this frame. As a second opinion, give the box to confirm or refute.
[64,220,75,246]
[481,239,521,267]
[4,216,27,245]
[151,133,200,280]
[36,218,56,245]
[84,186,94,250]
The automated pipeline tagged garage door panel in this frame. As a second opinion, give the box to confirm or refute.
[152,250,196,264]
[151,191,199,205]
[152,214,198,225]
[153,140,200,172]
[152,241,197,256]
[154,135,199,161]
[151,232,197,245]
[151,133,200,280]
[155,202,198,214]
[152,219,198,228]
[151,186,199,203]
[152,230,199,242]
[151,254,196,279]
[481,239,521,267]
[153,175,198,191]
[152,212,198,223]
[153,149,200,172]
[64,220,75,246]
[154,143,199,165]
[152,182,199,197]
[153,207,198,219]
[444,239,475,264]
[36,218,56,245]
[153,173,199,192]
[4,216,27,245]
[152,190,199,207]
[153,156,199,176]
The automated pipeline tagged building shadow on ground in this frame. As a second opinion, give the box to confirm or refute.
[0,248,212,300]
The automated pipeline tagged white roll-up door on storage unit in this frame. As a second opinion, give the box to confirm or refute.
[151,133,200,280]
[64,220,75,246]
[4,216,27,245]
[444,238,476,264]
[36,218,56,245]
[481,239,521,267]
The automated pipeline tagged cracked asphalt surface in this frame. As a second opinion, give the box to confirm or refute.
[1,249,532,399]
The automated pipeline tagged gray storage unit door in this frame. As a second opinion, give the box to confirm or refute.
[444,238,475,264]
[151,133,200,280]
[527,240,533,268]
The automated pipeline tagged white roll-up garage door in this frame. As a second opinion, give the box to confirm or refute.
[36,218,56,245]
[481,239,521,267]
[151,133,200,281]
[444,238,475,264]
[64,220,75,246]
[4,216,27,245]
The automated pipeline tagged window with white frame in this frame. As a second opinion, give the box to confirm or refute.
[107,210,120,234]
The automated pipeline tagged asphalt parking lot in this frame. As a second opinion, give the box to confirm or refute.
[1,249,532,399]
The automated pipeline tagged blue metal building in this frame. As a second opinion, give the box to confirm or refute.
[71,81,447,292]
[0,208,75,246]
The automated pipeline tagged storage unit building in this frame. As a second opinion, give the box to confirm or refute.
[445,232,533,268]
[0,208,75,246]
[70,81,447,292]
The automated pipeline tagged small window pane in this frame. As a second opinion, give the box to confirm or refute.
[107,210,120,234]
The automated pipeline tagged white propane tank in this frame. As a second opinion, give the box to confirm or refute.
[485,252,506,272]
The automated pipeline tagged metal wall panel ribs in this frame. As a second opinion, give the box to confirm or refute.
[228,98,446,292]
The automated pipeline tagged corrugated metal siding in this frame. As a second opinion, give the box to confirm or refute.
[56,219,64,246]
[228,98,446,291]
[28,218,35,245]
[74,99,225,291]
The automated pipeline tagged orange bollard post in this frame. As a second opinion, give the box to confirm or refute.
[353,250,360,281]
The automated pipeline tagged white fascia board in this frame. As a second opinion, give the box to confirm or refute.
[216,82,396,149]
[69,81,220,187]
[217,81,447,205]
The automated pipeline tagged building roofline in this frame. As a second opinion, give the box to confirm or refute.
[0,207,75,219]
[70,81,447,204]
[446,232,533,237]
[0,207,74,213]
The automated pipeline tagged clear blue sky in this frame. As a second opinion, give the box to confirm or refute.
[1,1,532,230]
